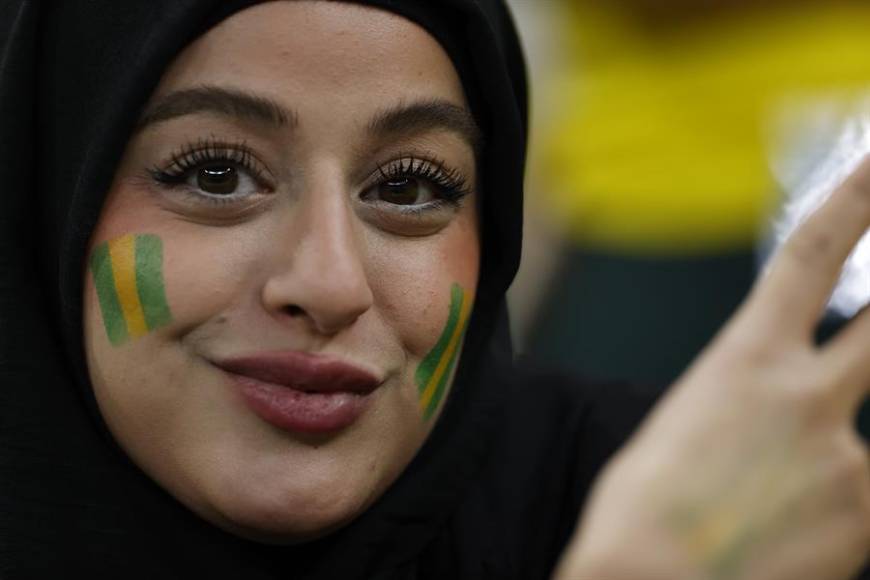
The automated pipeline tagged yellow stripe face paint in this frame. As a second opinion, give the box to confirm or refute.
[107,234,149,338]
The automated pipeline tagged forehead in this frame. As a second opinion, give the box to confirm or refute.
[151,1,468,114]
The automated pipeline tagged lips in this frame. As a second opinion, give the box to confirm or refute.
[214,351,381,434]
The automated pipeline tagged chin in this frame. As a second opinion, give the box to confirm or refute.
[204,480,372,545]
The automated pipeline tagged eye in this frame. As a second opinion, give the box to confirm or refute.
[374,177,437,206]
[149,139,272,203]
[197,165,239,195]
[182,163,262,198]
[361,156,470,211]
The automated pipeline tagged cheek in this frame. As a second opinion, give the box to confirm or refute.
[366,211,479,365]
[85,200,268,349]
[159,231,259,329]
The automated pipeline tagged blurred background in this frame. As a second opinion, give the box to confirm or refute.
[503,0,870,436]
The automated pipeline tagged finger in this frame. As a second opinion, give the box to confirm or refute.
[819,306,870,407]
[747,156,870,338]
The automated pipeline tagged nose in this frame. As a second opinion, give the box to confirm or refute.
[261,179,374,336]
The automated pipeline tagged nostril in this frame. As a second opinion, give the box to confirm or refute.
[283,304,305,317]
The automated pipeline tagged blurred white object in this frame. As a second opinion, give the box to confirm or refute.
[768,95,870,318]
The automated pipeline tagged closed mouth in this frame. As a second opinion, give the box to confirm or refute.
[213,350,382,394]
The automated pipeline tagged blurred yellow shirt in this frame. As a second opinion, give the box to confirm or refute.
[537,1,870,254]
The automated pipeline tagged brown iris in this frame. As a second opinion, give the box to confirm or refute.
[377,178,422,205]
[197,165,238,195]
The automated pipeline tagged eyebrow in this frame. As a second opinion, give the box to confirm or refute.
[135,86,482,152]
[367,100,482,153]
[136,86,295,131]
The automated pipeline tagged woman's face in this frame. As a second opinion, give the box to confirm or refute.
[83,1,479,543]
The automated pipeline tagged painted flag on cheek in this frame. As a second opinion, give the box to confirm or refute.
[416,284,472,420]
[90,233,172,346]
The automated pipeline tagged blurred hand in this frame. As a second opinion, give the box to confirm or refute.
[555,158,870,580]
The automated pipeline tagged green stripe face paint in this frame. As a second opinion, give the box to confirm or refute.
[134,234,173,330]
[415,283,471,420]
[89,233,172,346]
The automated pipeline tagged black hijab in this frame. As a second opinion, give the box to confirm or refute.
[0,0,530,577]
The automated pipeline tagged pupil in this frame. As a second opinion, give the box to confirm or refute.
[380,178,419,205]
[197,166,237,195]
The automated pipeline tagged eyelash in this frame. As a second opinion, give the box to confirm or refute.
[147,139,472,212]
[147,138,270,205]
[369,155,472,212]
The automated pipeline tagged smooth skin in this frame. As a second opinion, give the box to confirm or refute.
[557,159,870,579]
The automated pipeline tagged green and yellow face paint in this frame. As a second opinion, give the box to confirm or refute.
[415,283,472,420]
[89,233,172,346]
